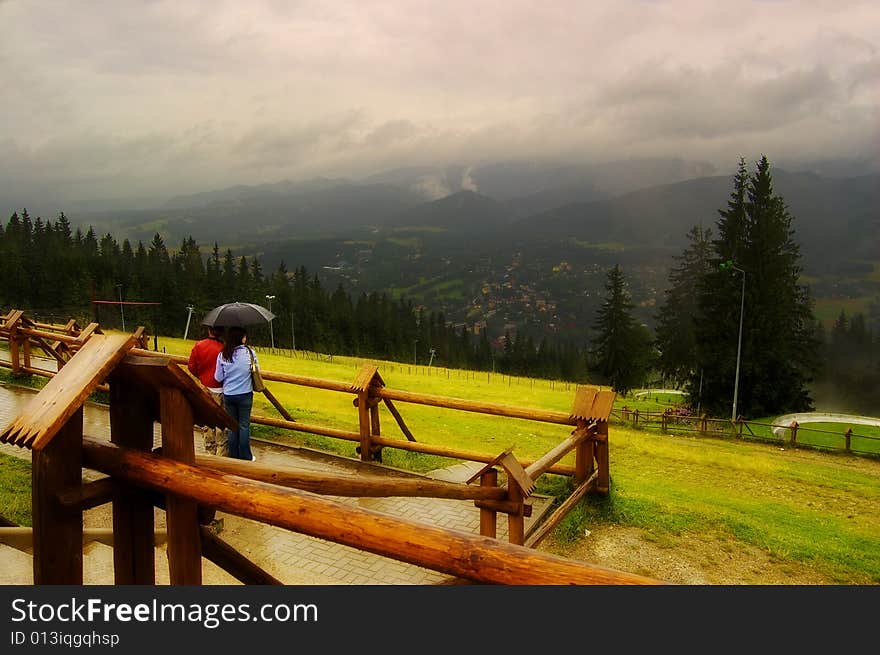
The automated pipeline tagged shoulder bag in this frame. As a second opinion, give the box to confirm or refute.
[247,347,266,393]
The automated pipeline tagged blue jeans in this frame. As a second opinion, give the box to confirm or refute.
[223,392,253,460]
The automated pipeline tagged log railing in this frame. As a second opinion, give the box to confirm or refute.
[0,310,642,585]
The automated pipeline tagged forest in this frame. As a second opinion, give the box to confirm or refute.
[1,158,877,417]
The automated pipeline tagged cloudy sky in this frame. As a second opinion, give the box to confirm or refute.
[2,0,878,210]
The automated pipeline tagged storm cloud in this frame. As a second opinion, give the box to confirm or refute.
[2,0,878,211]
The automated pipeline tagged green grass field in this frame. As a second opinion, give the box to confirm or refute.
[2,337,878,583]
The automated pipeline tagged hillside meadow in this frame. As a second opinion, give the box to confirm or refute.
[164,337,880,583]
[1,335,878,583]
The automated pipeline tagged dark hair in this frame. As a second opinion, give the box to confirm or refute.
[222,327,246,362]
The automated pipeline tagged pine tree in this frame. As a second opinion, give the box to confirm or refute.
[589,264,652,396]
[691,156,819,417]
[654,224,712,386]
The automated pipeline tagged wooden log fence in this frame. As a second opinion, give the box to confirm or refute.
[0,309,643,585]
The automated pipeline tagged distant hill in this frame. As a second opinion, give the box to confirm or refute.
[509,170,880,273]
[384,190,512,233]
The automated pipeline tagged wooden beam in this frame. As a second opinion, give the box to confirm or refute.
[378,387,574,426]
[524,471,598,549]
[0,527,168,550]
[160,387,201,585]
[479,469,498,539]
[474,499,532,516]
[383,398,416,441]
[32,408,83,584]
[262,386,294,422]
[56,477,116,510]
[196,453,507,500]
[199,527,283,585]
[525,425,593,481]
[82,437,662,585]
[109,373,156,585]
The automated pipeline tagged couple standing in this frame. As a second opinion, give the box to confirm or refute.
[187,325,259,461]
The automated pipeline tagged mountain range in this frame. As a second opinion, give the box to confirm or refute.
[33,156,880,339]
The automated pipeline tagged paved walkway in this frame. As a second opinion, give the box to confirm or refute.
[0,383,553,585]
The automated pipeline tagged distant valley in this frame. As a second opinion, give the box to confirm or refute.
[55,157,880,343]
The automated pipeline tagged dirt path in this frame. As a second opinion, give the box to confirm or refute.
[539,525,839,585]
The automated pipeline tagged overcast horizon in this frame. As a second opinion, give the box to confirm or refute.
[2,0,878,214]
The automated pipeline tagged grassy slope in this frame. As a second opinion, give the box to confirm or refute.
[2,336,878,582]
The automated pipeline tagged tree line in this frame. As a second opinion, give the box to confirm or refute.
[2,155,876,418]
[0,212,591,380]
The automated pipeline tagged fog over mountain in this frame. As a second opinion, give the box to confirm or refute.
[2,2,878,217]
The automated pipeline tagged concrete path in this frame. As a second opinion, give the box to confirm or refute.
[771,411,880,439]
[0,383,553,585]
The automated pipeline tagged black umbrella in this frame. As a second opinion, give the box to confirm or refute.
[201,302,276,328]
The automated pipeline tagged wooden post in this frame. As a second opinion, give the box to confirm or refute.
[844,428,852,453]
[633,409,639,426]
[357,390,371,462]
[507,483,525,546]
[479,468,498,539]
[701,414,708,434]
[789,421,798,446]
[661,410,668,434]
[574,421,594,484]
[22,337,31,371]
[352,364,383,462]
[9,332,20,375]
[160,387,202,585]
[369,396,381,460]
[32,408,84,584]
[595,421,610,494]
[109,374,156,584]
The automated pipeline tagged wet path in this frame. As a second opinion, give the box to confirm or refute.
[0,383,552,584]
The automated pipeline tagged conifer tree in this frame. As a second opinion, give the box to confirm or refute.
[589,264,652,396]
[654,224,712,386]
[691,156,819,417]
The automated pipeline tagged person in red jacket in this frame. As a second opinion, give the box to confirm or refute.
[188,325,226,455]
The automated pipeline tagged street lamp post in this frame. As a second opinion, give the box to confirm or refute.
[183,304,194,340]
[721,260,746,421]
[265,295,276,349]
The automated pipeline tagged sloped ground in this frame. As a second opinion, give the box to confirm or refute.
[540,525,837,585]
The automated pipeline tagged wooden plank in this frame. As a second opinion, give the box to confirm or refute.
[570,386,617,422]
[592,390,617,422]
[200,527,283,585]
[160,387,202,585]
[525,471,598,549]
[109,374,156,585]
[498,451,535,497]
[0,333,136,450]
[352,363,382,392]
[465,447,516,484]
[32,408,83,584]
[82,437,662,585]
[570,385,599,420]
